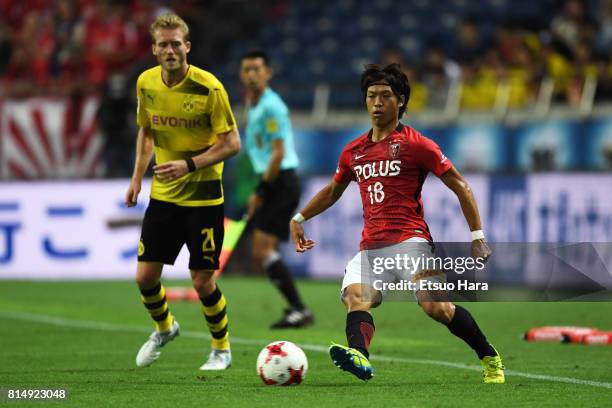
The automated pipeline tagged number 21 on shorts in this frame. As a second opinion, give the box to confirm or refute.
[201,227,216,259]
[368,181,384,204]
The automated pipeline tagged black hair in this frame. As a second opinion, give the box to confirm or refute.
[241,49,269,66]
[360,63,411,118]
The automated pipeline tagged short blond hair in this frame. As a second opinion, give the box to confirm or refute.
[150,13,190,43]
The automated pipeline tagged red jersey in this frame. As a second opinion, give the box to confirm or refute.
[333,123,452,250]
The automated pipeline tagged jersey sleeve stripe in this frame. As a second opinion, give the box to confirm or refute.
[180,79,210,95]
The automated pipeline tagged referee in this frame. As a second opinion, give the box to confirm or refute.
[240,50,313,329]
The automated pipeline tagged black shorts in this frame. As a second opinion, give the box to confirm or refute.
[252,169,300,241]
[138,199,224,270]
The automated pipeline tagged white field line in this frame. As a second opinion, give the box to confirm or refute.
[3,310,612,390]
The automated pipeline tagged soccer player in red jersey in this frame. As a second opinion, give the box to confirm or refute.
[289,64,505,383]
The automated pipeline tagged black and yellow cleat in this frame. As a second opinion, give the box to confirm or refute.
[481,349,505,384]
[329,343,374,381]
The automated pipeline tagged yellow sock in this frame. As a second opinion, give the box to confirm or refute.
[201,286,229,350]
[140,282,174,332]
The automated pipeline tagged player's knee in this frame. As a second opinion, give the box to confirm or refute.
[420,301,453,323]
[135,264,161,288]
[418,301,432,316]
[252,238,272,265]
[135,275,157,289]
[342,291,369,312]
[252,246,266,265]
[261,250,280,270]
[191,271,215,295]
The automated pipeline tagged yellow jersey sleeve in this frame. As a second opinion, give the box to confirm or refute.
[208,86,236,135]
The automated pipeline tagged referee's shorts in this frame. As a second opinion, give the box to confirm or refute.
[252,169,300,241]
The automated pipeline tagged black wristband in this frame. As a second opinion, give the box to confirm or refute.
[185,158,196,172]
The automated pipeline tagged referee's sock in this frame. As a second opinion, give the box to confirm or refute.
[445,305,497,359]
[345,311,375,358]
[139,281,174,332]
[264,251,305,310]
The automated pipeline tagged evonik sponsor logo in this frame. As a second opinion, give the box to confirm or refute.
[151,115,203,128]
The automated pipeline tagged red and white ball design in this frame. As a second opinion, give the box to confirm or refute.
[256,341,308,386]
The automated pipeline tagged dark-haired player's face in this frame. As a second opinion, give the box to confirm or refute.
[240,57,271,93]
[365,85,403,126]
[152,28,190,74]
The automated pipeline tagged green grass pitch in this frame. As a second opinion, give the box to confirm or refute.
[1,277,611,407]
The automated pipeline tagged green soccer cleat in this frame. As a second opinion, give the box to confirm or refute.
[481,348,505,384]
[329,343,374,381]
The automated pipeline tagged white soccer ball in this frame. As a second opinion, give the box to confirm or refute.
[256,341,308,386]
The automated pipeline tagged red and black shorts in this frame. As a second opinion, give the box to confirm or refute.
[138,199,224,270]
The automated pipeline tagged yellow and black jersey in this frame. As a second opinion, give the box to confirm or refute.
[136,65,237,206]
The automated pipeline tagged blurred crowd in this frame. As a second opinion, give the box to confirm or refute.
[0,0,269,177]
[1,0,152,97]
[0,0,267,98]
[1,0,611,179]
[1,0,611,110]
[384,0,612,111]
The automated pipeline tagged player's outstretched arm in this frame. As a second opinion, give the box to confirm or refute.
[439,167,492,261]
[126,127,154,207]
[290,179,349,252]
[154,128,241,182]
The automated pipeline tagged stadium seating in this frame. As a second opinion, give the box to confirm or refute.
[213,0,609,110]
